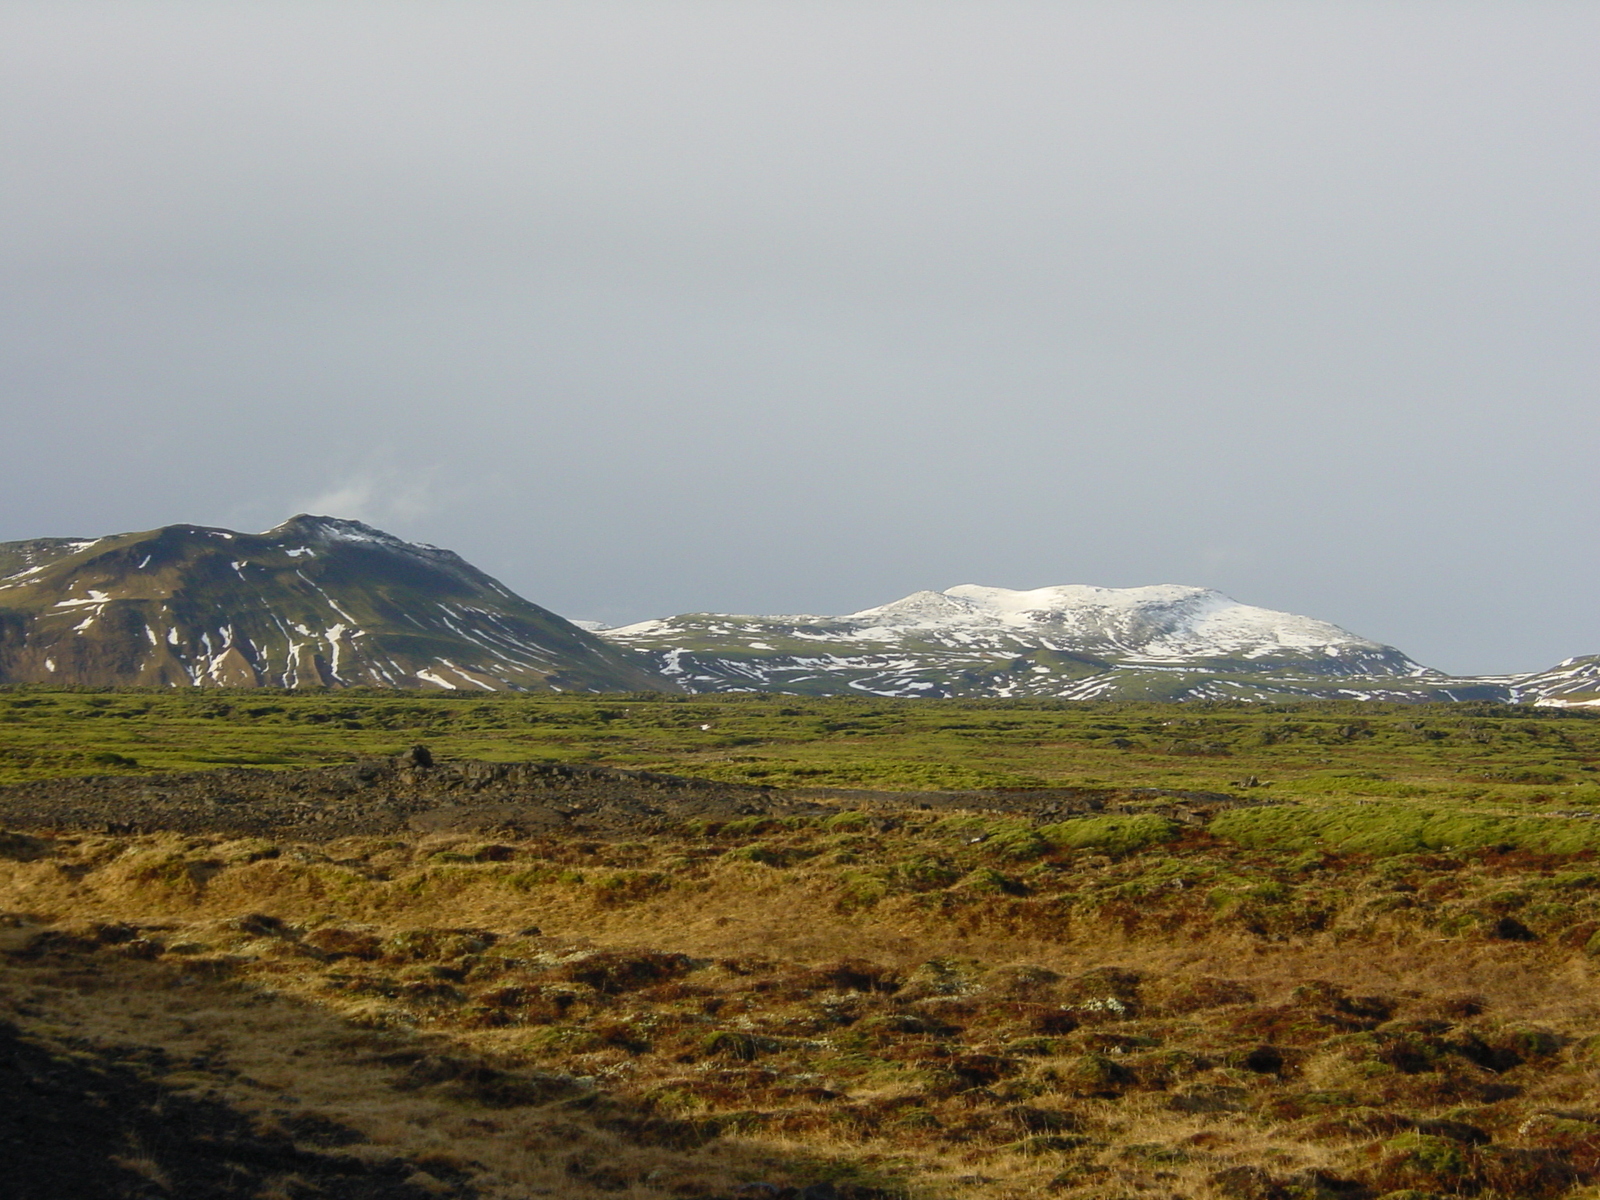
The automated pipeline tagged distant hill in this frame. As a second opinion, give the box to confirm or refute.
[0,516,670,693]
[2,521,1592,704]
[1508,656,1600,707]
[598,584,1592,705]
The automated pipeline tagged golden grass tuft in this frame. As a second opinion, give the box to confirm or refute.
[10,811,1600,1198]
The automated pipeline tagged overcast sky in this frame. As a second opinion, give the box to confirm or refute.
[1,2,1595,674]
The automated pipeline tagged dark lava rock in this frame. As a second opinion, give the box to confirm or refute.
[0,759,818,840]
[0,759,1260,842]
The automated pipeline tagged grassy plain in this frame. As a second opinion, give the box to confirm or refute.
[2,687,1599,813]
[6,690,1600,1199]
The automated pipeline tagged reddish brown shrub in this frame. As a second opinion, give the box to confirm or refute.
[550,949,697,994]
[303,928,382,960]
[792,958,902,995]
[1147,974,1257,1015]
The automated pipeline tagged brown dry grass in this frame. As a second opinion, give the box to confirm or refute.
[0,946,823,1199]
[9,815,1600,1199]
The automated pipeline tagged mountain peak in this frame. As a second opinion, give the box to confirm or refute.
[949,582,1210,602]
[848,590,978,622]
[941,582,1224,619]
[600,580,1427,699]
[0,519,671,693]
[265,514,430,550]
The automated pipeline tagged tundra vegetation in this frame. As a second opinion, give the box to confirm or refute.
[4,689,1600,1199]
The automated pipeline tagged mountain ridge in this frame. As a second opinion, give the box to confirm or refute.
[0,515,669,693]
[0,516,1592,705]
[598,583,1592,705]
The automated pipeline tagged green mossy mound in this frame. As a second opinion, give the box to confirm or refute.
[1211,803,1600,857]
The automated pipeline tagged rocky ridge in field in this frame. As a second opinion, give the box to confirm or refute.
[599,583,1592,704]
[0,752,1252,840]
[0,515,669,693]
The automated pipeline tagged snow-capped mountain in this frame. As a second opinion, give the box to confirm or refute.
[598,584,1518,701]
[1508,656,1600,708]
[0,516,669,692]
[842,584,1421,671]
[2,521,1592,704]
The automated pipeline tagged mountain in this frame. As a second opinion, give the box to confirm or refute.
[597,583,1545,703]
[2,522,1591,704]
[1507,656,1600,708]
[0,516,670,693]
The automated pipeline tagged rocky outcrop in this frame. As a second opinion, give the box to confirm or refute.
[0,755,1262,840]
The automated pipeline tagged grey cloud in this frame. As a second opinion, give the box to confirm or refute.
[1,1,1595,674]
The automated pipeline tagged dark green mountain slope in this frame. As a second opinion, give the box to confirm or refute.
[0,516,671,692]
